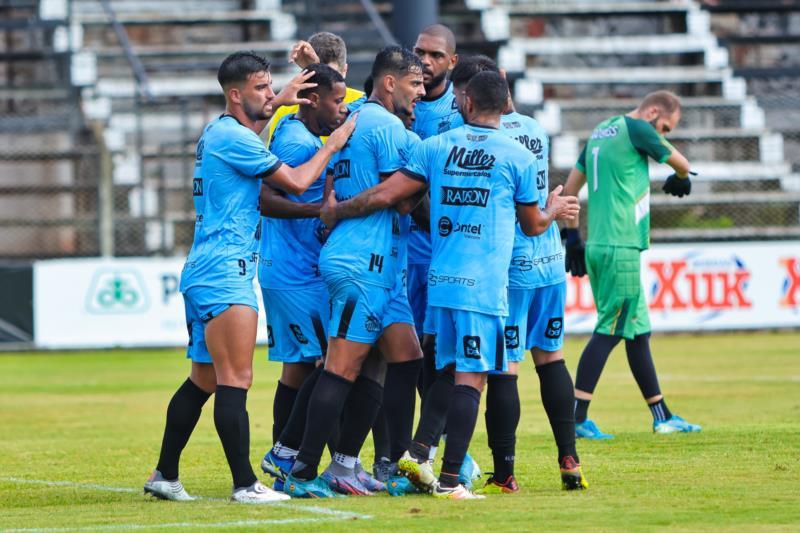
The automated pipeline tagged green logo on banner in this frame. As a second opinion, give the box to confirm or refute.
[86,269,149,314]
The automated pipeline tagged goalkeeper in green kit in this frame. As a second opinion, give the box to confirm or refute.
[562,91,701,439]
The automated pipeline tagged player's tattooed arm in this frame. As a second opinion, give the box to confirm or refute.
[260,182,320,219]
[406,193,430,231]
[517,185,580,236]
[320,171,426,227]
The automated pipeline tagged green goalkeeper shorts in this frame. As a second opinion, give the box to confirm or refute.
[585,244,651,340]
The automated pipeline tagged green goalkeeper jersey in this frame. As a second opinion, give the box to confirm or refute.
[576,115,673,250]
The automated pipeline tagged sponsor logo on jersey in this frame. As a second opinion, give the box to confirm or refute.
[192,178,203,196]
[515,135,543,157]
[195,140,204,161]
[365,314,381,333]
[511,256,533,272]
[437,216,482,238]
[441,186,490,207]
[504,326,520,349]
[333,159,351,180]
[467,133,488,142]
[463,335,481,359]
[428,269,476,287]
[444,146,496,172]
[591,125,619,140]
[536,170,546,190]
[289,324,309,344]
[545,317,563,339]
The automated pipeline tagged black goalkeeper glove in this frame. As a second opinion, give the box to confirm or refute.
[561,227,586,277]
[662,171,696,198]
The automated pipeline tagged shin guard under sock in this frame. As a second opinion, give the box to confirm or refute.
[439,384,481,487]
[156,378,211,480]
[383,359,423,462]
[336,376,384,458]
[292,370,353,480]
[411,370,455,459]
[485,374,519,481]
[272,380,299,444]
[536,360,579,463]
[214,385,257,489]
[278,365,322,450]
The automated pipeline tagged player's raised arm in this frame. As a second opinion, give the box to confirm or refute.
[516,185,580,237]
[265,113,356,195]
[320,170,427,228]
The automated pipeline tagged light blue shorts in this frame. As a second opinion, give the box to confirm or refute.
[262,285,329,364]
[383,279,415,329]
[429,306,507,373]
[505,282,566,362]
[182,285,258,364]
[326,276,392,344]
[406,263,429,337]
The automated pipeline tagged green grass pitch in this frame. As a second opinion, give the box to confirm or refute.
[1,331,798,531]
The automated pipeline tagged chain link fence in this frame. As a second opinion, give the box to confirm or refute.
[1,0,799,260]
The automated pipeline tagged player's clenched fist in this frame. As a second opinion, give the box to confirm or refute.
[320,189,339,228]
[545,185,580,221]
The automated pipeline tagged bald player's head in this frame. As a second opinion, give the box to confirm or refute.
[414,24,458,93]
[419,24,456,55]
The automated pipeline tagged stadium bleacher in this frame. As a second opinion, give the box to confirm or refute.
[1,0,799,260]
[492,0,800,240]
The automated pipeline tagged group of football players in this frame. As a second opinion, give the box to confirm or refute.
[145,22,700,504]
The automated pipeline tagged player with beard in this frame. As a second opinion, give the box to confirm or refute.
[144,52,355,504]
[371,23,481,488]
[320,71,580,499]
[562,91,701,439]
[281,46,426,498]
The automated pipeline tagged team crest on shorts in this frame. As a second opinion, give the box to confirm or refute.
[365,314,381,333]
[289,324,308,344]
[545,317,563,339]
[504,326,520,349]
[463,335,481,359]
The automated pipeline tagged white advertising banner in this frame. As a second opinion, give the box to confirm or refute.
[565,241,800,333]
[32,241,800,348]
[33,257,269,349]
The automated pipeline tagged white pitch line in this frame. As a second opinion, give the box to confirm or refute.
[658,374,800,383]
[0,477,372,529]
[3,517,351,532]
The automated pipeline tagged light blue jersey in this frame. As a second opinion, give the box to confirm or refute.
[258,115,326,290]
[402,123,539,316]
[320,101,419,288]
[500,112,565,288]
[180,114,282,295]
[408,82,464,266]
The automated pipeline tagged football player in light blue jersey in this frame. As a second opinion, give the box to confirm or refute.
[145,51,355,505]
[255,63,348,471]
[320,71,580,499]
[409,26,463,410]
[282,46,427,499]
[449,56,587,493]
